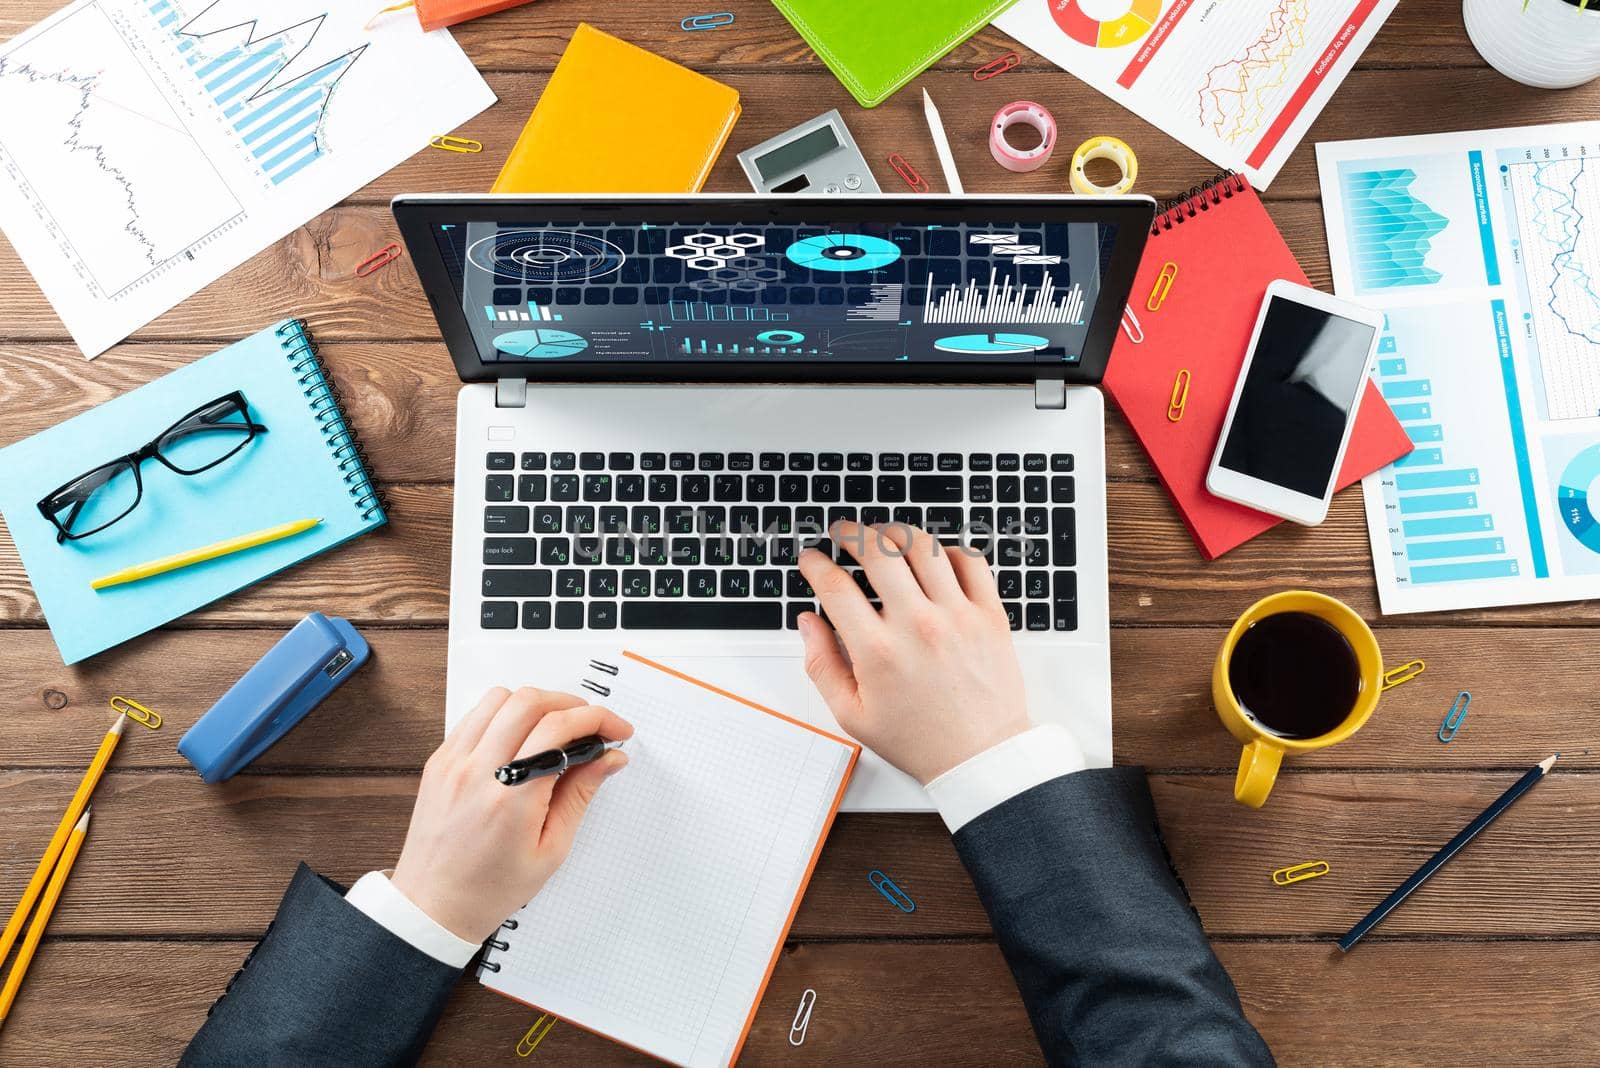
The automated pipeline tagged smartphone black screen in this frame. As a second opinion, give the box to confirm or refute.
[1218,296,1377,498]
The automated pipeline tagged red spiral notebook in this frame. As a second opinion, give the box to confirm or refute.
[1103,174,1412,560]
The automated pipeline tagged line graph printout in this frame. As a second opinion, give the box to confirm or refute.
[1318,123,1600,613]
[0,0,494,357]
[994,0,1396,187]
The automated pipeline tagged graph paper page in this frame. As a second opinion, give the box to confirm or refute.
[481,651,856,1067]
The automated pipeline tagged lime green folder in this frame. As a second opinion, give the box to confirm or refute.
[772,0,1022,107]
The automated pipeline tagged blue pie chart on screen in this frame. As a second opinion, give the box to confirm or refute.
[492,329,589,359]
[1556,444,1600,553]
[786,233,901,272]
[934,333,1052,355]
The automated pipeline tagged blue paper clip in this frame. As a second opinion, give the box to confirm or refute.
[1438,690,1471,743]
[868,869,915,913]
[681,11,734,30]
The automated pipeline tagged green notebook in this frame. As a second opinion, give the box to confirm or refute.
[772,0,1021,107]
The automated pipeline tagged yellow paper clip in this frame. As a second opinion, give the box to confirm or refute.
[516,1015,556,1056]
[429,135,483,154]
[1438,690,1471,743]
[1167,369,1191,422]
[1272,860,1330,886]
[109,696,161,730]
[356,243,401,278]
[364,1,414,30]
[1146,261,1178,311]
[1381,659,1426,692]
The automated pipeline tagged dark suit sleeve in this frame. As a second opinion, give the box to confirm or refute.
[180,863,466,1067]
[952,767,1274,1068]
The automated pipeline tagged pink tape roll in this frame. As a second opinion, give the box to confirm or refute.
[990,100,1057,173]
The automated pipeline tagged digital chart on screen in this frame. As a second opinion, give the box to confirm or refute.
[994,0,1398,187]
[1318,123,1600,614]
[0,0,494,356]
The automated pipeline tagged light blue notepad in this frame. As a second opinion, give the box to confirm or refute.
[0,320,386,663]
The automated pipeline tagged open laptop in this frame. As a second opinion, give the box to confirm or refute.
[393,195,1153,810]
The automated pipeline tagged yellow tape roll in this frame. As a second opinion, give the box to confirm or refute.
[1070,136,1138,195]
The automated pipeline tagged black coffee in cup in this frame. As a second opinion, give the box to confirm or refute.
[1227,611,1362,740]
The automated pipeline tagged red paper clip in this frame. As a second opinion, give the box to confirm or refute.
[887,153,930,193]
[356,243,401,278]
[974,53,1020,80]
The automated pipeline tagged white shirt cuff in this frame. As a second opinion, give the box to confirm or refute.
[924,724,1087,833]
[345,871,480,969]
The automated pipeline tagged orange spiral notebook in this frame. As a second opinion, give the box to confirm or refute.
[491,24,741,194]
[1103,174,1412,560]
[475,651,858,1067]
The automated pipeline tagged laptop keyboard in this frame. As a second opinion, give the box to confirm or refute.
[479,450,1077,633]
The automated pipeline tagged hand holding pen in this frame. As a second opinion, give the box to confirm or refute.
[496,734,627,785]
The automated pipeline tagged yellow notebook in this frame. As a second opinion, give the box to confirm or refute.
[492,24,741,194]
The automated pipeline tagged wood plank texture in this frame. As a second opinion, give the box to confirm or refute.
[0,628,1592,772]
[0,941,1594,1067]
[0,770,1591,940]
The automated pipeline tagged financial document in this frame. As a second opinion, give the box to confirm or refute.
[1318,123,1600,614]
[994,0,1396,188]
[0,0,494,357]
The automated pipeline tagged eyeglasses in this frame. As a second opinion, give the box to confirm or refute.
[37,391,268,543]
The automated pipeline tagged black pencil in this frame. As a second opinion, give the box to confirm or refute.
[1337,753,1558,952]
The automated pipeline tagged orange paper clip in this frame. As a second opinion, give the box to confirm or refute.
[356,243,401,278]
[887,153,930,193]
[364,1,414,31]
[974,53,1020,80]
[1167,369,1191,422]
[1381,659,1426,691]
[430,135,482,154]
[1147,261,1178,311]
[516,1015,556,1056]
[1272,860,1330,886]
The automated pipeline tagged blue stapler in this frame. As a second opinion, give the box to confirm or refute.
[178,612,370,783]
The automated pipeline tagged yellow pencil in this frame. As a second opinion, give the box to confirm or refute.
[0,808,91,1027]
[90,517,322,591]
[0,715,123,968]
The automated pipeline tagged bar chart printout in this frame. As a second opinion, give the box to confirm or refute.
[1318,122,1600,613]
[0,0,494,356]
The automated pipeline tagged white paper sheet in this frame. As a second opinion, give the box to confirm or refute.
[1318,122,1600,614]
[0,0,494,356]
[479,651,855,1068]
[994,0,1396,188]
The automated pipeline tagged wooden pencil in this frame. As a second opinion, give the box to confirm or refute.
[1338,753,1558,951]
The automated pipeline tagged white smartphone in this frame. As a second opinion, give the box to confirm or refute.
[1205,279,1384,526]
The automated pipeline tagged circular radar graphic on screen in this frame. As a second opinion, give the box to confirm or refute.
[934,333,1052,355]
[1556,444,1600,553]
[756,330,806,345]
[785,233,901,273]
[467,229,626,283]
[1052,0,1161,48]
[492,329,590,359]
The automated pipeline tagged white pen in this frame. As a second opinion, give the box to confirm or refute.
[922,88,964,194]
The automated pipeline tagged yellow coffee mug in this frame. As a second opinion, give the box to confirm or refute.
[1212,591,1383,808]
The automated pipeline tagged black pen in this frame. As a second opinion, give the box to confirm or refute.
[495,734,624,786]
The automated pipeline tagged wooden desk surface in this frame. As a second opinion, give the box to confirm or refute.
[1,1,1596,1062]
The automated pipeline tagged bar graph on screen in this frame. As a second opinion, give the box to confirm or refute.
[923,270,1086,325]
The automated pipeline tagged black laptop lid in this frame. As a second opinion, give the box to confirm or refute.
[393,195,1154,385]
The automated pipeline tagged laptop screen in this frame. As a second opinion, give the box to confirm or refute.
[426,216,1119,366]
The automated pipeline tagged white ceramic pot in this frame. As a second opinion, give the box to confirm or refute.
[1465,0,1600,88]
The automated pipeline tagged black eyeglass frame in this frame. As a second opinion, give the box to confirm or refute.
[36,390,269,544]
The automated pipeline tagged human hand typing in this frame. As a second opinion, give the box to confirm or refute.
[796,522,1031,785]
[390,687,632,943]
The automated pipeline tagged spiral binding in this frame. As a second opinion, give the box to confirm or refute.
[476,660,622,980]
[476,917,519,976]
[275,320,387,522]
[1150,171,1247,235]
